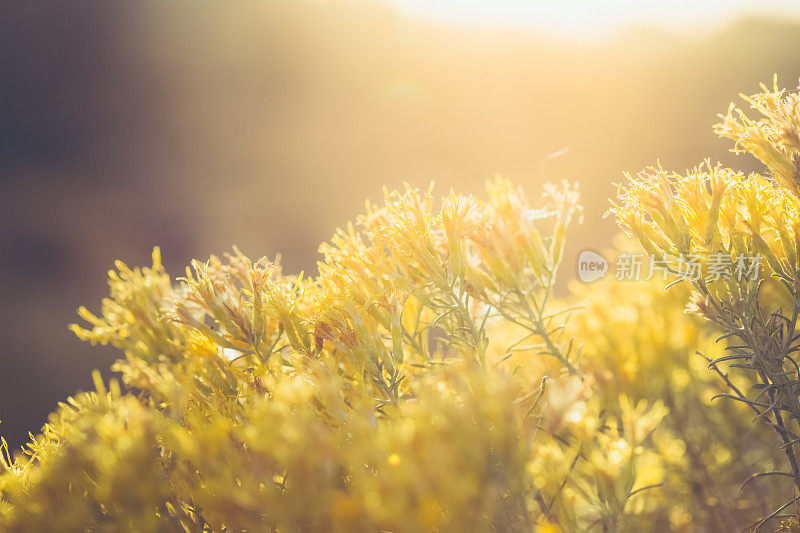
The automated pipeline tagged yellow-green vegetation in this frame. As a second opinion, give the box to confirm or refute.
[611,78,800,531]
[2,79,800,532]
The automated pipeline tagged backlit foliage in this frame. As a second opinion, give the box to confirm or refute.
[611,78,800,530]
[3,79,800,531]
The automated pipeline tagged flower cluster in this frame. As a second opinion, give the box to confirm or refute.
[0,175,687,532]
[5,79,800,531]
[611,78,800,529]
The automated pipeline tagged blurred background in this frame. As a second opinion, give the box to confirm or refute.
[2,0,800,449]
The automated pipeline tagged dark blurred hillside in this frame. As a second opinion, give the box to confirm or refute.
[1,1,799,448]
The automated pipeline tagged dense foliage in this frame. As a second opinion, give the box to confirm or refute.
[2,79,800,531]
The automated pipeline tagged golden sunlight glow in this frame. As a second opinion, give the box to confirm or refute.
[388,0,800,39]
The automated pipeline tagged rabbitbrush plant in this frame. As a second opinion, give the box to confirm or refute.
[611,77,800,531]
[2,79,800,532]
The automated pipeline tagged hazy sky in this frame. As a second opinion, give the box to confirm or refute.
[388,0,800,39]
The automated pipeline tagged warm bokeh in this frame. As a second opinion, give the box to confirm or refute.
[1,0,799,449]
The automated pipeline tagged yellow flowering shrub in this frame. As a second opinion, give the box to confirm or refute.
[611,78,800,531]
[3,78,800,531]
[569,274,785,529]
